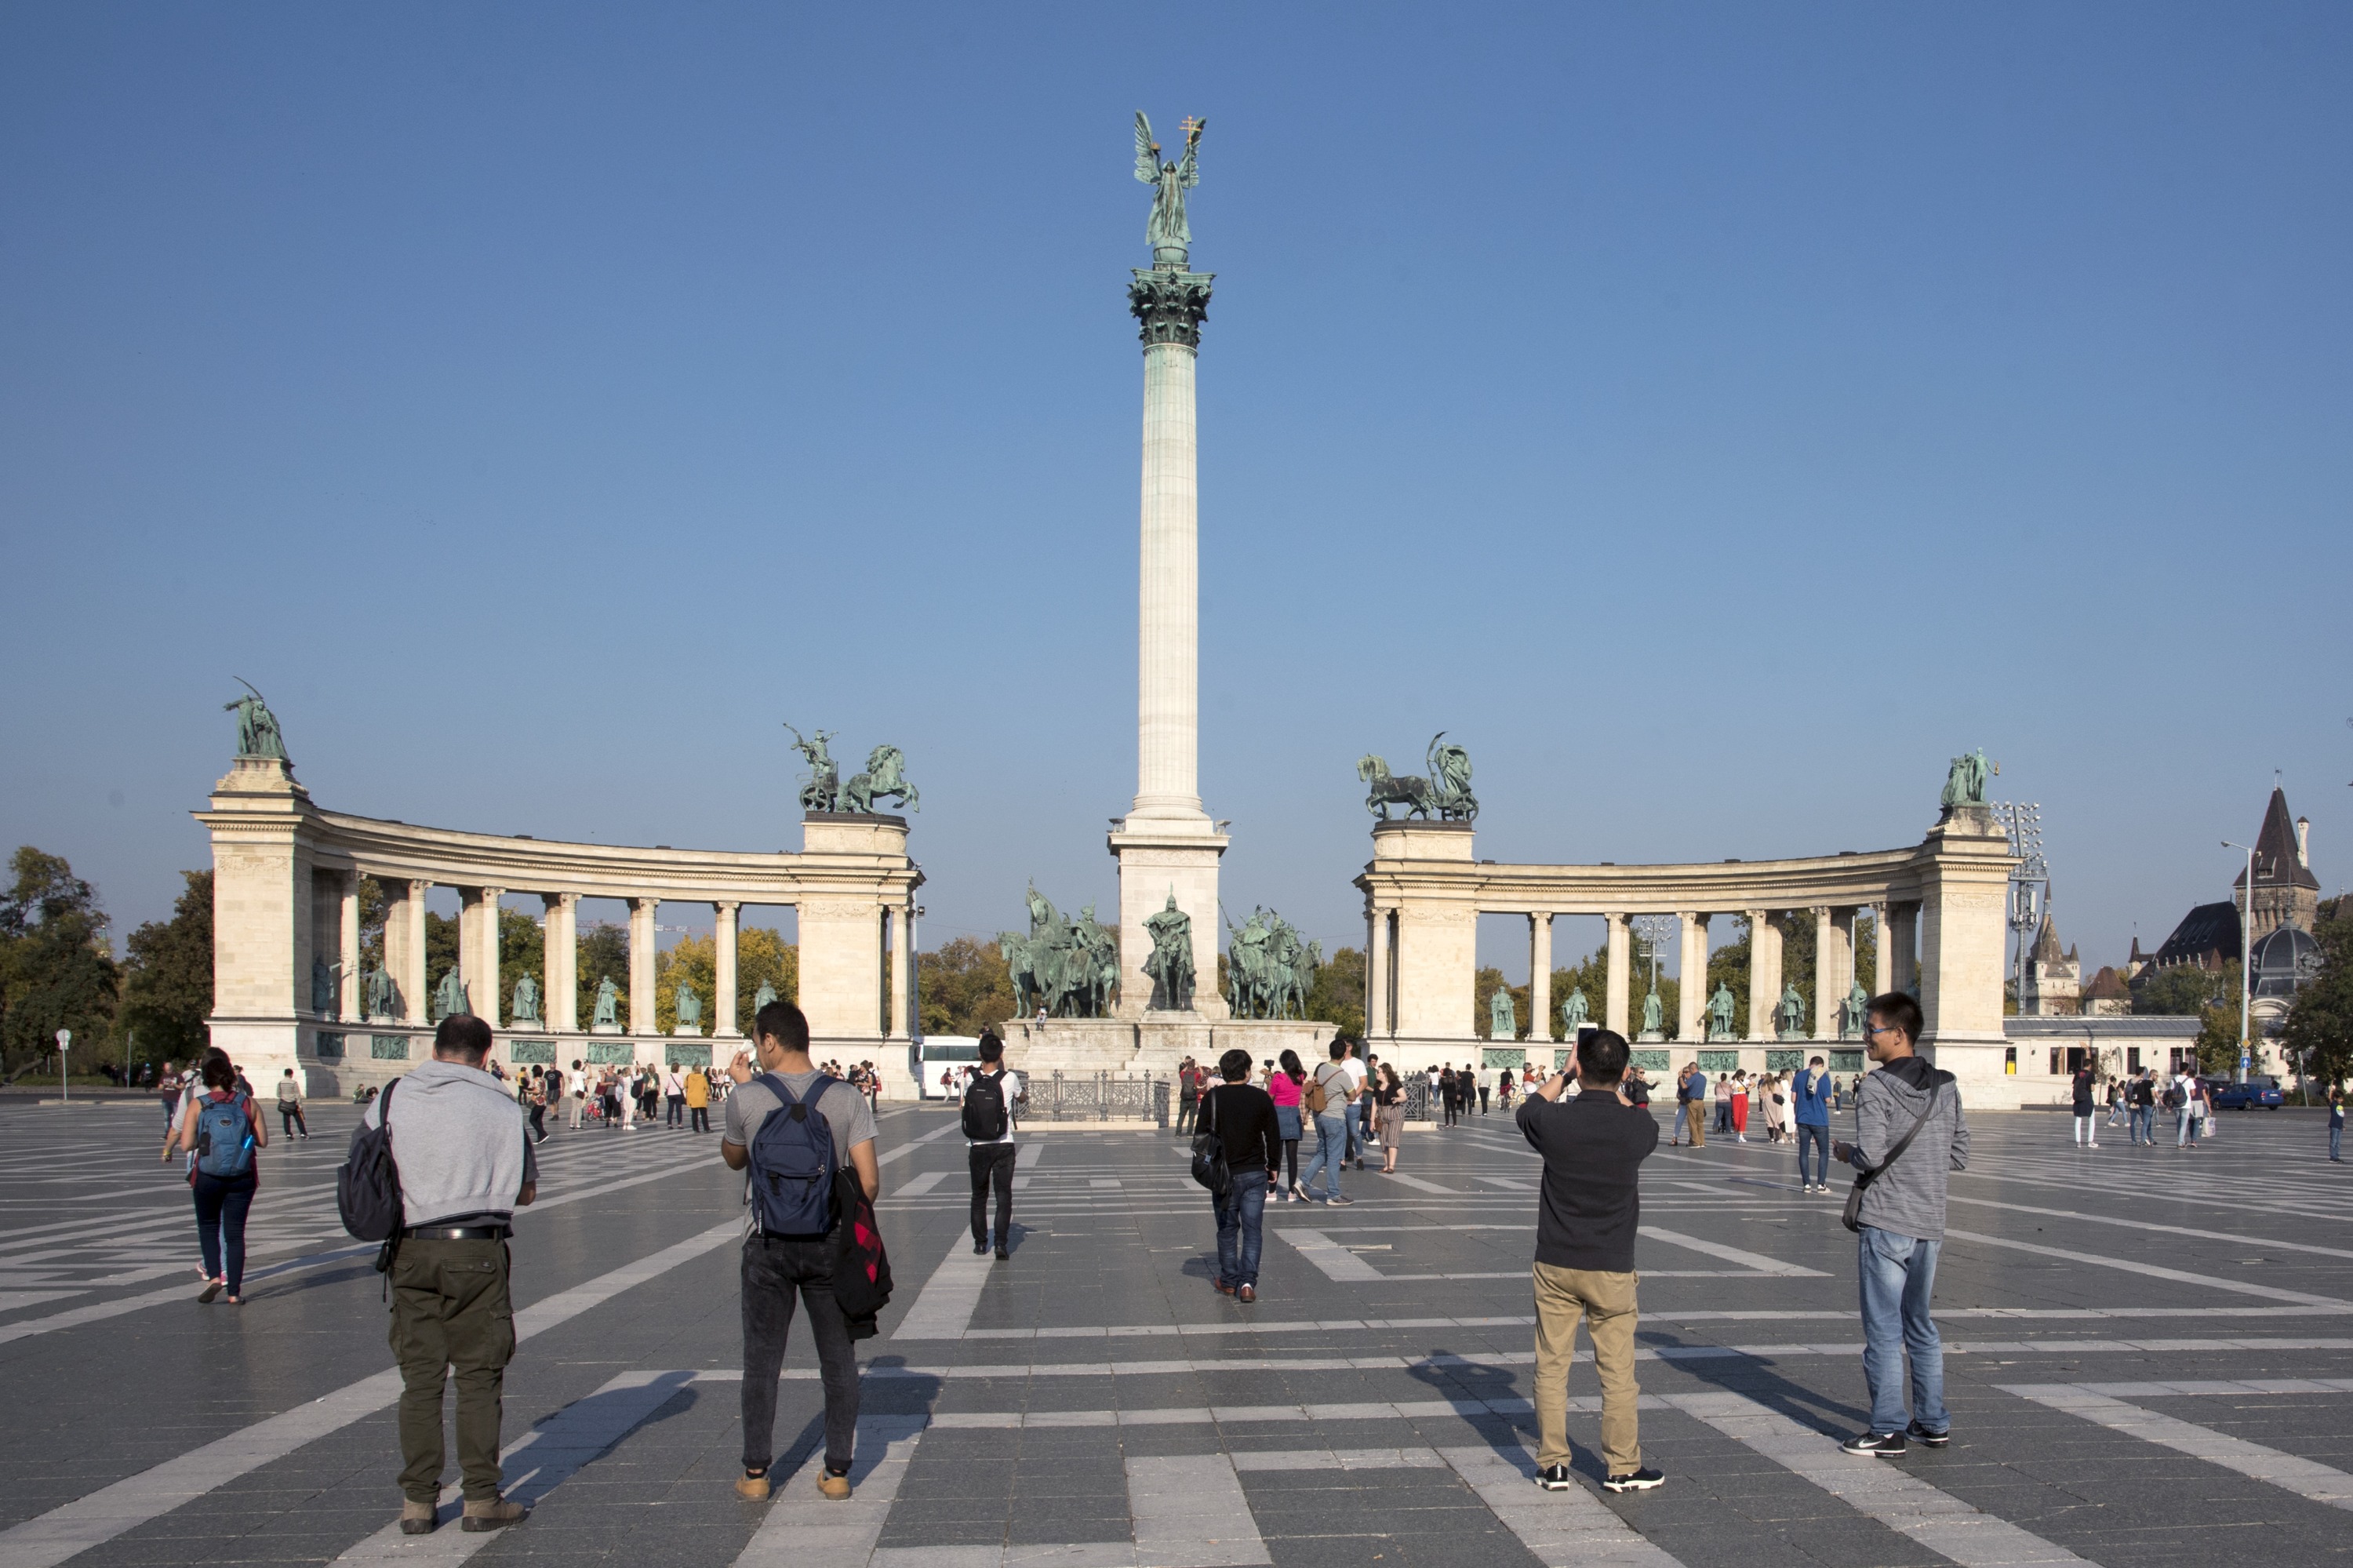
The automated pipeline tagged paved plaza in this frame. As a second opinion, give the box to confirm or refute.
[1,1098,2349,1568]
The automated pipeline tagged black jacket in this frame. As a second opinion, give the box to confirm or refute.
[1199,1082,1280,1172]
[1515,1088,1659,1272]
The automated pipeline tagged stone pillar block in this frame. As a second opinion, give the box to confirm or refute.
[1108,821,1229,1020]
[544,893,577,1033]
[191,756,316,1080]
[1365,906,1388,1039]
[1746,910,1778,1042]
[715,901,740,1037]
[338,875,361,1021]
[798,894,883,1042]
[1917,817,2015,1079]
[887,903,911,1042]
[1528,913,1552,1043]
[628,898,658,1035]
[1676,913,1707,1042]
[1604,913,1631,1037]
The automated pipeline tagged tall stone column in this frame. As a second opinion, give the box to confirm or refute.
[338,876,362,1021]
[1812,907,1836,1041]
[1676,914,1707,1042]
[1867,904,1889,996]
[1750,911,1782,1041]
[478,887,504,1029]
[887,904,911,1041]
[544,893,577,1033]
[1528,914,1552,1045]
[628,897,657,1035]
[1890,903,1919,994]
[1827,908,1857,1037]
[388,880,429,1026]
[1603,913,1630,1037]
[714,901,740,1037]
[1108,256,1227,1020]
[1365,907,1387,1038]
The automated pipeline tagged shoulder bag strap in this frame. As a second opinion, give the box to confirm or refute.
[1858,1071,1950,1179]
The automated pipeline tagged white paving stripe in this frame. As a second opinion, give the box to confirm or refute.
[1637,1225,1827,1277]
[733,1413,926,1568]
[0,1220,742,1568]
[333,1370,696,1559]
[877,1121,961,1167]
[1667,1391,2092,1567]
[1949,1194,2353,1262]
[1230,1446,1446,1469]
[1129,1453,1271,1567]
[2002,1383,2353,1511]
[1275,1228,1386,1281]
[1944,1227,2352,1308]
[1440,1442,1686,1568]
[889,1231,998,1341]
[896,1171,949,1195]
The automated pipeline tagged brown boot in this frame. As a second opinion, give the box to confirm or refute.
[460,1497,529,1533]
[398,1499,438,1536]
[816,1468,853,1501]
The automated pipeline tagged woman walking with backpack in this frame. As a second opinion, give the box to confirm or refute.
[161,1049,266,1304]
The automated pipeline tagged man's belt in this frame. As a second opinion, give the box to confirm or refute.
[400,1224,510,1241]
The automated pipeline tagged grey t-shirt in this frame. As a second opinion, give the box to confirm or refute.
[723,1070,878,1164]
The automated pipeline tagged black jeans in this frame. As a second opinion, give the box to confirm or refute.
[690,1106,710,1133]
[278,1103,307,1137]
[970,1143,1016,1246]
[191,1172,256,1294]
[740,1235,860,1475]
[667,1094,685,1126]
[527,1104,545,1140]
[1176,1095,1198,1134]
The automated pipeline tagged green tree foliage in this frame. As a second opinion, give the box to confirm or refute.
[651,930,797,1035]
[496,908,544,1011]
[356,876,388,973]
[2136,962,2237,1017]
[425,911,461,1007]
[0,847,120,1071]
[1306,946,1366,1040]
[918,937,1016,1037]
[120,870,213,1068]
[2283,898,2353,1089]
[576,922,630,1028]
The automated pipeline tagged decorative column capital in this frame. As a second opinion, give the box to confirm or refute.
[1129,267,1214,347]
[715,900,741,916]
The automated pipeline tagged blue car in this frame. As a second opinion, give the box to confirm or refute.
[2205,1075,2284,1111]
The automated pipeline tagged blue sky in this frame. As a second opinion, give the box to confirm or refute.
[3,3,2348,978]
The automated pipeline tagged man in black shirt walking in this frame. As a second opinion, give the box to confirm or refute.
[1515,1027,1663,1494]
[1199,1047,1280,1304]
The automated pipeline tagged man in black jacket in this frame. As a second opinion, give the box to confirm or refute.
[1199,1047,1280,1304]
[1515,1028,1663,1495]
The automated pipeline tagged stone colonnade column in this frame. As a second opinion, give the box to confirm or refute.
[1676,914,1707,1042]
[544,893,577,1032]
[1527,914,1551,1045]
[478,887,504,1028]
[1890,903,1919,994]
[1366,907,1387,1039]
[1751,911,1783,1040]
[1867,904,1889,996]
[715,902,740,1037]
[1827,908,1857,1035]
[1811,907,1836,1040]
[629,898,658,1035]
[888,904,911,1039]
[338,876,361,1020]
[1603,913,1630,1037]
[388,880,428,1025]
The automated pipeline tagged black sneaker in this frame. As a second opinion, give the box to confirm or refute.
[1602,1467,1664,1493]
[1840,1431,1907,1457]
[973,1240,989,1255]
[994,1246,1009,1261]
[1534,1464,1574,1491]
[1906,1421,1951,1448]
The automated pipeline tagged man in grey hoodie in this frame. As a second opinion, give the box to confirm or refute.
[365,1015,539,1534]
[1831,991,1967,1457]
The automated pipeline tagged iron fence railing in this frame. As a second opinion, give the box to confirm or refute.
[1018,1071,1167,1123]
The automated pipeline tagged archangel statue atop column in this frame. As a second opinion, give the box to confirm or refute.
[1135,111,1203,264]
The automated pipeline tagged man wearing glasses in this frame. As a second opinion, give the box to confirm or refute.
[1829,992,1968,1458]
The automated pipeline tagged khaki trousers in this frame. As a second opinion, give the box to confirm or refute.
[1683,1101,1707,1146]
[389,1239,516,1502]
[1532,1261,1642,1475]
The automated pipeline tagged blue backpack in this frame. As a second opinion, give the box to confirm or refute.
[194,1093,256,1179]
[748,1074,838,1237]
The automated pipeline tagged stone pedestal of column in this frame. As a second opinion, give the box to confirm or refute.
[1108,820,1230,1021]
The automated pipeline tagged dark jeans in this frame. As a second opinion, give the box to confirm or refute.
[1478,1087,1490,1114]
[1215,1168,1267,1288]
[191,1172,256,1293]
[740,1235,860,1476]
[1442,1095,1459,1126]
[1176,1095,1198,1134]
[1796,1122,1831,1186]
[390,1237,515,1502]
[277,1103,307,1137]
[690,1106,710,1133]
[667,1094,685,1126]
[527,1104,545,1140]
[970,1143,1016,1246]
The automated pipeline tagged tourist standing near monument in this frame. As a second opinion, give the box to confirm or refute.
[1268,1051,1307,1199]
[962,1033,1022,1259]
[722,1000,880,1503]
[1831,991,1967,1457]
[366,1015,538,1534]
[1793,1054,1832,1191]
[275,1067,308,1141]
[2070,1060,2098,1148]
[1200,1047,1280,1303]
[1300,1039,1358,1206]
[1371,1064,1406,1173]
[1515,1028,1664,1494]
[685,1064,711,1133]
[1673,1062,1707,1148]
[1176,1057,1202,1134]
[162,1048,267,1305]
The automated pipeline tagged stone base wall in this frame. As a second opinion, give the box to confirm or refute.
[994,1016,1338,1080]
[297,1026,925,1101]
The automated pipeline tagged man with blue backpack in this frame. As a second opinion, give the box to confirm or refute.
[722,999,881,1504]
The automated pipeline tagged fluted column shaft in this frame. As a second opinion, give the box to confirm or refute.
[1604,913,1631,1037]
[715,902,740,1037]
[1676,914,1707,1042]
[629,898,658,1035]
[1751,912,1783,1040]
[1528,914,1552,1045]
[1134,340,1202,817]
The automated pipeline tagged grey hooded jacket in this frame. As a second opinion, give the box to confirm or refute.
[1846,1055,1969,1241]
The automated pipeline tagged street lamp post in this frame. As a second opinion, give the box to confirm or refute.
[55,1028,70,1103]
[2221,840,2255,1086]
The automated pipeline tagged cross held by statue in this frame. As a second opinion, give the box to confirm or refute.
[1180,116,1202,137]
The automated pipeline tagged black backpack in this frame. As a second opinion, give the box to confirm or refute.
[337,1079,404,1246]
[962,1070,1009,1141]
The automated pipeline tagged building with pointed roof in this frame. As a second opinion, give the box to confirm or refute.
[2238,786,2320,936]
[2080,965,2131,1017]
[2017,909,2081,1016]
